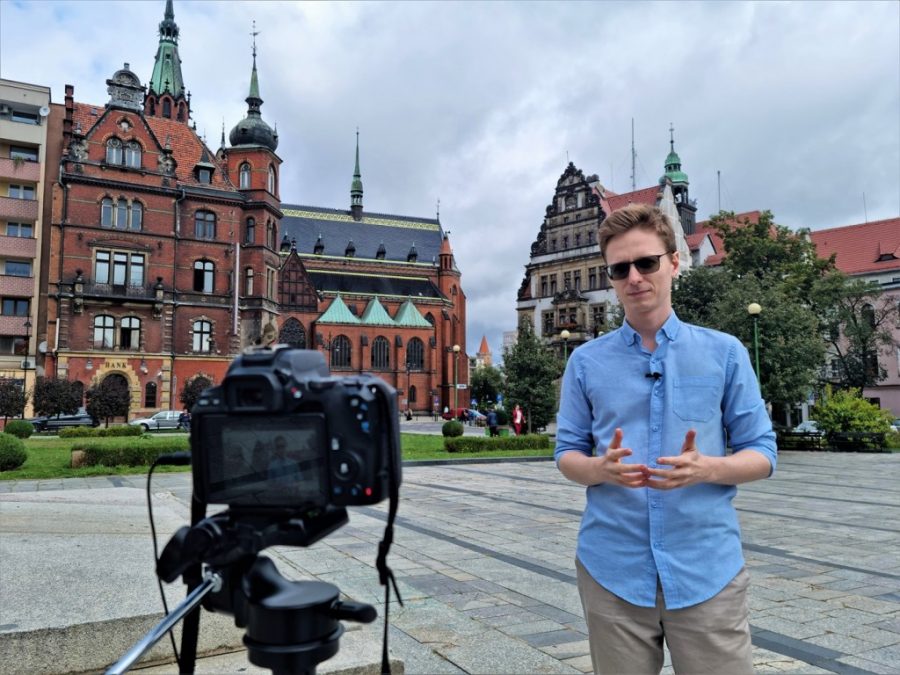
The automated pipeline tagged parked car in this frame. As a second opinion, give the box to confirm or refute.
[30,409,99,432]
[792,420,822,435]
[441,407,467,421]
[891,419,900,433]
[466,409,487,425]
[129,410,183,432]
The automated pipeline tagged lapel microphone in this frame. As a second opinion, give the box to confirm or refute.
[645,371,662,380]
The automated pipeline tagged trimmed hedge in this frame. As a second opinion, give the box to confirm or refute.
[442,420,464,437]
[60,425,144,439]
[0,432,28,471]
[75,439,187,467]
[4,419,34,439]
[444,433,551,453]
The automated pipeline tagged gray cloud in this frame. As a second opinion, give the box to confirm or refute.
[2,0,897,359]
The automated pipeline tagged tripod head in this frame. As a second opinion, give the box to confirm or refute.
[155,506,376,675]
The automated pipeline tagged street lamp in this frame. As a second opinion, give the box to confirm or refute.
[747,302,762,380]
[405,360,412,419]
[21,318,32,418]
[452,344,460,410]
[560,329,570,361]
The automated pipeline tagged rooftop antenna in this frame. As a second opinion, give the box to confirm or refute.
[566,150,569,164]
[717,170,721,213]
[630,118,636,192]
[436,197,440,221]
[863,192,868,223]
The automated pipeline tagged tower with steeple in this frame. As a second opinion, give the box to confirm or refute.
[659,124,696,234]
[144,0,190,121]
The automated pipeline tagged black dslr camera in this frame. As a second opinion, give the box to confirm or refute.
[107,346,403,675]
[192,346,400,511]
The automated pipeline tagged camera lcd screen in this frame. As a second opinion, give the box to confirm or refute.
[203,413,328,507]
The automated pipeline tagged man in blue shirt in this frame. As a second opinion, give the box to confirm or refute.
[555,204,776,674]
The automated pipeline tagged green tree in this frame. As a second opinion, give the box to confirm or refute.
[180,376,212,411]
[673,210,832,416]
[470,365,503,410]
[811,386,893,434]
[86,376,131,426]
[502,320,562,432]
[0,380,28,422]
[32,377,82,419]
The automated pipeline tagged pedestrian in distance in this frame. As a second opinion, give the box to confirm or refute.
[512,404,524,436]
[178,408,191,432]
[487,409,499,437]
[555,203,776,675]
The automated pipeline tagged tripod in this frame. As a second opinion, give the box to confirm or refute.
[106,506,376,675]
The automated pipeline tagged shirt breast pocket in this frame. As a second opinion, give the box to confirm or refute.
[673,376,720,422]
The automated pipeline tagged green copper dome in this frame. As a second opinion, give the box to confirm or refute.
[660,128,688,186]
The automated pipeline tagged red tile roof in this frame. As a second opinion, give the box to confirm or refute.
[605,185,661,212]
[809,217,900,276]
[71,102,237,192]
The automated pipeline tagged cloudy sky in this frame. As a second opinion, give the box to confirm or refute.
[2,1,898,358]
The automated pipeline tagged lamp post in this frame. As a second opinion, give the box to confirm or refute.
[21,318,32,418]
[452,344,460,410]
[560,329,570,361]
[405,360,412,418]
[747,303,762,380]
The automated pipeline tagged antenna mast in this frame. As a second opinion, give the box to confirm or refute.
[630,118,636,192]
[717,170,721,213]
[863,192,868,223]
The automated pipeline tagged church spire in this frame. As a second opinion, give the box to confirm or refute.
[351,128,364,221]
[228,21,278,151]
[145,0,189,120]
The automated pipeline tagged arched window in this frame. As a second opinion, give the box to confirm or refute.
[93,315,115,349]
[268,165,276,194]
[124,141,141,168]
[278,317,306,349]
[106,138,123,164]
[192,320,212,352]
[244,267,254,295]
[409,385,417,404]
[130,201,142,230]
[119,316,141,349]
[244,217,255,244]
[193,260,214,293]
[862,303,876,329]
[144,381,157,407]
[331,335,351,369]
[266,221,277,249]
[424,312,435,325]
[407,337,425,370]
[371,336,390,370]
[194,210,216,239]
[162,98,172,118]
[101,198,113,227]
[240,163,251,189]
[116,198,128,229]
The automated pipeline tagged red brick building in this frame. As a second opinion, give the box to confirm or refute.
[41,0,467,418]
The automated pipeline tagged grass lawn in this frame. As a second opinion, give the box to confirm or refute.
[0,433,553,480]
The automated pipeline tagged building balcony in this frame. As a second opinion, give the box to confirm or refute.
[0,233,37,258]
[0,273,35,296]
[0,314,31,336]
[0,156,41,183]
[82,281,157,300]
[0,195,38,221]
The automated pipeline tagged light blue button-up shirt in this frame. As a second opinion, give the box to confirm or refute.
[555,313,776,610]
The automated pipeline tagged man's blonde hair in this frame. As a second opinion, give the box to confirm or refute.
[598,204,676,257]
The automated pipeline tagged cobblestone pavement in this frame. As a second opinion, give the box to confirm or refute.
[2,451,898,674]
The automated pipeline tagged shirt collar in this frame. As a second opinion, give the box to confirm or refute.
[620,312,682,346]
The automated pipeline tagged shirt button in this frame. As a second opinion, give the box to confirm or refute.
[651,424,659,432]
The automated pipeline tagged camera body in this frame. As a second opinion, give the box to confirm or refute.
[190,346,400,511]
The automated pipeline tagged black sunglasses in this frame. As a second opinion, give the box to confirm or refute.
[605,252,673,281]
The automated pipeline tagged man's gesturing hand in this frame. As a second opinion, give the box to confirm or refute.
[645,429,711,490]
[599,428,649,488]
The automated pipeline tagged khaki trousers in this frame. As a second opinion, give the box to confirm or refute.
[576,559,753,675]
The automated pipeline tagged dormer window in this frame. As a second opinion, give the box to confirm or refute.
[198,168,211,184]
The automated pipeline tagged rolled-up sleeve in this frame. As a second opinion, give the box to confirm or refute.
[555,353,595,465]
[722,339,777,474]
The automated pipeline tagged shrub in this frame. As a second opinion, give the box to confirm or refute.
[4,419,34,439]
[812,386,893,435]
[0,432,27,471]
[442,420,464,437]
[60,425,143,439]
[76,439,187,467]
[494,408,509,426]
[444,433,551,453]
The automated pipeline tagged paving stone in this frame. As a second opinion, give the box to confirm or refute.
[836,654,900,675]
[561,654,593,672]
[501,619,567,637]
[538,639,591,660]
